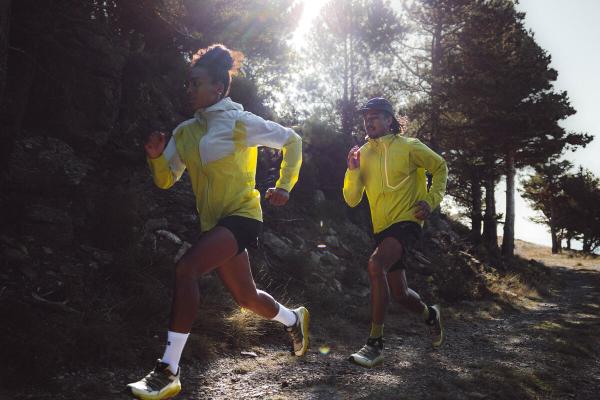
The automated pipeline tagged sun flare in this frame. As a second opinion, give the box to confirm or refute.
[291,0,325,48]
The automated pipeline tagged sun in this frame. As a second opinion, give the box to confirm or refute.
[291,0,325,48]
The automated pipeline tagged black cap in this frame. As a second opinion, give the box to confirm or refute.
[359,97,400,133]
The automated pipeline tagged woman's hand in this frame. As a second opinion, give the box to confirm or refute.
[265,187,290,206]
[347,145,360,170]
[145,131,167,159]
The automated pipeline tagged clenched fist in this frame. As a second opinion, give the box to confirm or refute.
[145,131,167,159]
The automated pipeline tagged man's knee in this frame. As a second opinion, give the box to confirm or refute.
[367,257,386,278]
[393,287,419,305]
[392,288,410,303]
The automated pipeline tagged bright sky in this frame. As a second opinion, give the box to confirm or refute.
[291,0,599,248]
[503,0,600,248]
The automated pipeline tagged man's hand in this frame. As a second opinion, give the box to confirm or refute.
[414,200,431,220]
[347,145,361,170]
[265,187,290,206]
[145,131,167,159]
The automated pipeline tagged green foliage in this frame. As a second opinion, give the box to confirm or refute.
[522,160,600,254]
[296,118,352,198]
[294,0,407,135]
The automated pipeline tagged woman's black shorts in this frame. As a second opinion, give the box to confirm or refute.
[217,215,262,255]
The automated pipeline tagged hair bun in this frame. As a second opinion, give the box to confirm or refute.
[192,44,244,75]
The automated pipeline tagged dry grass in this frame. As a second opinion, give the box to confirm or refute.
[224,307,277,349]
[485,272,542,308]
[513,239,600,271]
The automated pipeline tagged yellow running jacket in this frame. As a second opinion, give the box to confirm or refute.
[147,97,302,232]
[343,133,447,233]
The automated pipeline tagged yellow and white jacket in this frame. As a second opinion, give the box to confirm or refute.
[343,133,447,233]
[147,97,302,232]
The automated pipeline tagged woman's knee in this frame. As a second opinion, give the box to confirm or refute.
[175,257,198,281]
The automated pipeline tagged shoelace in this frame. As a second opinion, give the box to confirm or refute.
[143,368,172,391]
[286,324,303,349]
[356,343,380,359]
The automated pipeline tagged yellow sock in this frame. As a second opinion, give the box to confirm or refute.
[422,306,430,321]
[369,323,384,338]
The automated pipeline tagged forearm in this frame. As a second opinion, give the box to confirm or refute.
[275,133,302,192]
[147,154,176,189]
[343,168,365,207]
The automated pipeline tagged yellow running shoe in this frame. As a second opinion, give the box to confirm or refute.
[426,304,444,348]
[348,337,384,368]
[127,360,181,400]
[285,306,310,356]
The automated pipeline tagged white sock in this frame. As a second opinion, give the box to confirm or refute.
[271,303,297,327]
[161,330,189,374]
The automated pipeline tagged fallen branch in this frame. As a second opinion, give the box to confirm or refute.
[31,292,80,314]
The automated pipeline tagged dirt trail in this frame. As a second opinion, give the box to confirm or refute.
[12,247,598,400]
[172,253,600,400]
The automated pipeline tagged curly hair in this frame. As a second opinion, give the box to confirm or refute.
[191,44,244,98]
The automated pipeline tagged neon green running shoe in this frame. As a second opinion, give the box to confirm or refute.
[285,306,310,356]
[348,337,384,368]
[426,304,444,348]
[127,360,181,400]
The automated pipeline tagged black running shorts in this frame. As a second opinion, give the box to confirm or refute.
[373,221,422,272]
[216,215,262,255]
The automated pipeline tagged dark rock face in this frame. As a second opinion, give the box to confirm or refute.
[22,204,73,246]
[9,136,91,191]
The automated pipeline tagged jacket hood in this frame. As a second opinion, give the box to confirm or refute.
[196,97,244,116]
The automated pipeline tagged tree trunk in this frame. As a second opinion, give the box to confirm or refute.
[501,151,515,257]
[566,236,572,250]
[482,176,498,253]
[429,15,442,152]
[0,0,10,103]
[582,236,591,253]
[471,179,482,245]
[550,224,560,254]
[549,205,561,254]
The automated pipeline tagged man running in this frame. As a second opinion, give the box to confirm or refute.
[343,97,448,368]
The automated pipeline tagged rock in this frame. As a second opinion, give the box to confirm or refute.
[263,231,292,259]
[313,190,326,204]
[332,278,343,292]
[2,246,29,263]
[174,241,192,262]
[9,137,91,191]
[287,233,307,250]
[343,221,372,244]
[240,351,258,358]
[144,218,168,233]
[155,230,182,245]
[320,251,340,266]
[309,251,321,266]
[79,245,114,265]
[324,235,340,248]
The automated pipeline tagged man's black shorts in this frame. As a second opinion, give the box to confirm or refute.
[374,221,422,272]
[217,215,262,255]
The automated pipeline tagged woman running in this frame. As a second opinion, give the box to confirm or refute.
[127,44,309,400]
